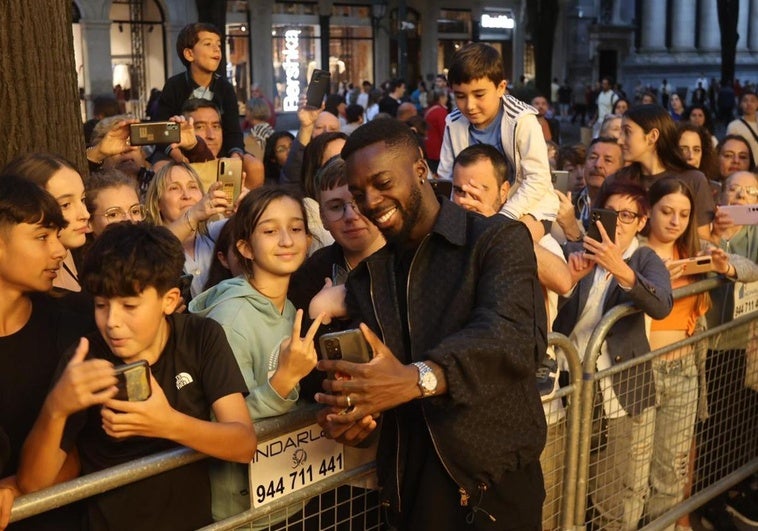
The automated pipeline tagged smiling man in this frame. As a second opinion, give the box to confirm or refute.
[315,119,547,530]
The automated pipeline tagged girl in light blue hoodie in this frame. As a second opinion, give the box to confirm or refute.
[189,186,323,523]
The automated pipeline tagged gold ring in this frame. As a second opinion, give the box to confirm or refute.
[345,395,352,408]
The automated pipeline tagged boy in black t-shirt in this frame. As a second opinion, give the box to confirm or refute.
[17,223,256,531]
[0,173,88,531]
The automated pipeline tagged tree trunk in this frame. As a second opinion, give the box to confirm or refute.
[717,0,739,85]
[0,1,86,172]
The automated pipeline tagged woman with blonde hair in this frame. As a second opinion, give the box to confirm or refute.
[144,161,230,297]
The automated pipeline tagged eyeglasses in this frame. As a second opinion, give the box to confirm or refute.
[323,200,360,222]
[275,145,291,153]
[726,184,758,197]
[97,204,146,224]
[610,209,640,224]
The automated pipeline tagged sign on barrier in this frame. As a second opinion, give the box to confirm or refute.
[733,281,758,318]
[249,423,344,508]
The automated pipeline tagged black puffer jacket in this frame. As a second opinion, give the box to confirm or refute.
[345,199,547,512]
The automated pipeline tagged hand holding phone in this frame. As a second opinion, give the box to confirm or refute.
[667,255,714,276]
[305,69,331,109]
[129,121,181,145]
[113,360,152,401]
[584,208,617,254]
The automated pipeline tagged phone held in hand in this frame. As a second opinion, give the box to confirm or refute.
[718,204,758,225]
[114,360,152,401]
[305,69,331,109]
[551,170,569,194]
[585,208,617,253]
[129,121,180,145]
[217,157,243,205]
[668,255,714,276]
[319,329,372,364]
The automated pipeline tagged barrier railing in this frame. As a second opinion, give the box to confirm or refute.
[9,277,757,530]
[574,276,758,530]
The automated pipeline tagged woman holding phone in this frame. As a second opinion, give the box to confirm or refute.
[643,178,711,529]
[553,179,673,531]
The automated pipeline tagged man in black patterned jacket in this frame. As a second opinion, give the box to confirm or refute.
[314,118,547,530]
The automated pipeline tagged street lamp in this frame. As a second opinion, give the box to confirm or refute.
[371,0,387,31]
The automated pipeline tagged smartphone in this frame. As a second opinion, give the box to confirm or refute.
[668,256,714,276]
[430,179,453,199]
[217,157,243,205]
[319,329,373,364]
[551,170,569,194]
[129,121,180,145]
[585,208,617,253]
[305,69,331,109]
[113,360,152,401]
[718,204,758,225]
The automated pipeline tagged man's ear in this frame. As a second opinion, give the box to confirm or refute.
[162,287,181,314]
[182,47,194,64]
[500,180,511,201]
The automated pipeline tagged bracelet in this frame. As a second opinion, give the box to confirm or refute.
[86,146,104,164]
[184,209,197,232]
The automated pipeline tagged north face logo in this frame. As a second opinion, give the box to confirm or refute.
[175,372,194,390]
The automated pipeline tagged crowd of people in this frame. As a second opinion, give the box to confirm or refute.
[1,22,757,531]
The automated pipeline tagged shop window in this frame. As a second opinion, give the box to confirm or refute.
[438,9,471,36]
[329,25,373,92]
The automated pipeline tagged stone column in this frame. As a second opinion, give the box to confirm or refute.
[671,0,696,51]
[249,0,274,101]
[750,0,758,50]
[78,19,113,96]
[639,0,666,51]
[163,23,186,77]
[737,0,749,50]
[698,0,720,51]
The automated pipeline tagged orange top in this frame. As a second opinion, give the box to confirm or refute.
[651,258,710,335]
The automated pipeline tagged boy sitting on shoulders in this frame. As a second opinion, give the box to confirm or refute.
[17,222,255,531]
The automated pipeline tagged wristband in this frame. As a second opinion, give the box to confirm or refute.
[86,146,104,164]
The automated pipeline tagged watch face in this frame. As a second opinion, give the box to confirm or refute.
[421,371,437,391]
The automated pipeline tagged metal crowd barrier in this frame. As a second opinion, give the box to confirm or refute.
[9,277,757,530]
[574,277,758,530]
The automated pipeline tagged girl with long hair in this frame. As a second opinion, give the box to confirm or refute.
[644,178,711,528]
[613,104,714,241]
[189,187,323,524]
[6,153,91,292]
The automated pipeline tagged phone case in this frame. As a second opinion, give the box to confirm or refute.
[318,329,372,364]
[718,204,758,226]
[668,256,714,276]
[217,158,243,205]
[586,208,617,246]
[114,360,152,401]
[129,122,180,145]
[551,171,569,194]
[306,69,331,109]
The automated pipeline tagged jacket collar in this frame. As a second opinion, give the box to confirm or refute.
[427,197,468,247]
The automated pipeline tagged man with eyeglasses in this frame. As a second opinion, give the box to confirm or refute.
[289,155,385,390]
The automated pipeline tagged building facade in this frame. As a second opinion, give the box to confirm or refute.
[72,0,758,121]
[72,0,521,120]
[558,0,758,102]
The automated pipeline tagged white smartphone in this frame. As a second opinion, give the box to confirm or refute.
[718,204,758,225]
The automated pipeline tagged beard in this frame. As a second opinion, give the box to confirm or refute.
[383,184,424,245]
